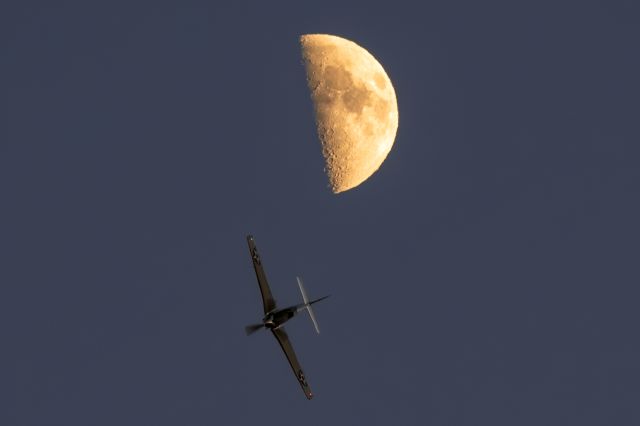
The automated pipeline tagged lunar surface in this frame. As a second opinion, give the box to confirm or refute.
[300,34,398,193]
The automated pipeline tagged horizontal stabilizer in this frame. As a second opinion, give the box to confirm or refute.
[297,277,323,334]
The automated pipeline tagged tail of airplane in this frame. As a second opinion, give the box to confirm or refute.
[296,276,329,334]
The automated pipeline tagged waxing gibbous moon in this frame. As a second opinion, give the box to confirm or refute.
[300,34,398,194]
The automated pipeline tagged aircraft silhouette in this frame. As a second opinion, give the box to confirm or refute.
[245,235,329,400]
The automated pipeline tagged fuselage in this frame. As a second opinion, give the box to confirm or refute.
[263,306,298,329]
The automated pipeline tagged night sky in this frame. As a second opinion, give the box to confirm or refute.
[3,1,640,425]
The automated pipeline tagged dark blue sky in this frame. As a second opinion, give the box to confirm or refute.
[2,1,639,425]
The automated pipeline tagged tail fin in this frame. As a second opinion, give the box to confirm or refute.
[297,276,325,334]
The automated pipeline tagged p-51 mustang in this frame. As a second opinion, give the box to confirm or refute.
[245,235,329,400]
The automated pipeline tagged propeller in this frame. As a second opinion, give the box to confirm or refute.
[245,323,265,336]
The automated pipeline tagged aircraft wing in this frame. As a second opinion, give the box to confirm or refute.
[247,235,276,314]
[271,328,314,400]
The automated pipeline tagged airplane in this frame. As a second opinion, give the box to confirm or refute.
[244,235,329,400]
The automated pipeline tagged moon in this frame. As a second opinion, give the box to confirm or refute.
[300,34,398,193]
